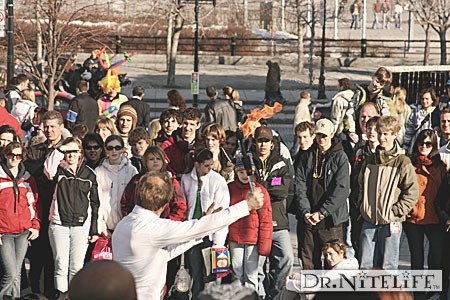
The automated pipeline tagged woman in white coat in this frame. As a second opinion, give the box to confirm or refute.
[181,148,230,298]
[95,135,137,238]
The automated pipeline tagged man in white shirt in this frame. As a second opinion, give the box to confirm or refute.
[112,172,264,300]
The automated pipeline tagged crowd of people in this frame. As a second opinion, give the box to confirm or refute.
[348,0,405,30]
[0,60,449,300]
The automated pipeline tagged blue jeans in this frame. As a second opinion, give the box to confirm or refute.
[0,231,30,298]
[229,242,259,291]
[49,222,90,292]
[359,220,402,270]
[258,230,294,296]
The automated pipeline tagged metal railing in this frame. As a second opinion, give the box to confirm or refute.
[78,35,449,60]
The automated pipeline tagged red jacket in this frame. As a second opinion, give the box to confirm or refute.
[227,180,273,256]
[0,163,40,234]
[0,106,22,138]
[121,172,187,221]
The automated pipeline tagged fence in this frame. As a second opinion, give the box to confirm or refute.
[79,35,448,60]
[388,65,450,104]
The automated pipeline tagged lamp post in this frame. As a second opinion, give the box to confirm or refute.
[193,0,199,108]
[6,0,14,83]
[317,0,327,100]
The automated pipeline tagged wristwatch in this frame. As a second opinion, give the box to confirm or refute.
[318,213,325,221]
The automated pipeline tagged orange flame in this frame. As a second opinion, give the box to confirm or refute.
[240,102,283,138]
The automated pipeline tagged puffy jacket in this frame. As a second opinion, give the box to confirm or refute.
[95,157,137,231]
[181,167,230,246]
[252,141,293,231]
[0,162,40,234]
[294,139,350,226]
[227,180,273,256]
[121,172,187,221]
[331,89,355,135]
[47,160,100,236]
[358,142,419,225]
[403,105,436,153]
[406,160,445,225]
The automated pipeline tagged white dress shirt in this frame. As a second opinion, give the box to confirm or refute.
[112,201,250,300]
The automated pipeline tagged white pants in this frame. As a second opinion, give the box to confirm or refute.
[49,222,90,292]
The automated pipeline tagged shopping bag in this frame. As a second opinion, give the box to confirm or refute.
[91,236,112,261]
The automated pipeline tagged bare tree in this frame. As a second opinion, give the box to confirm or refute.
[166,0,185,87]
[409,0,450,65]
[15,0,106,110]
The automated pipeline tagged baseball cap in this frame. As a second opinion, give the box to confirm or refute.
[315,119,334,137]
[254,126,273,141]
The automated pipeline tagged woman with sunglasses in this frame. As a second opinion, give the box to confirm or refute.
[82,133,105,169]
[0,142,39,299]
[43,137,100,297]
[404,130,446,275]
[95,135,137,239]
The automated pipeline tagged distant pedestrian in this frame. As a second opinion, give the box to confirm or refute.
[381,0,391,29]
[121,85,152,129]
[350,0,360,29]
[372,0,382,29]
[393,1,403,29]
[293,91,312,134]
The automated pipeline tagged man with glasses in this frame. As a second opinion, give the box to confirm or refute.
[82,133,105,169]
[295,118,350,270]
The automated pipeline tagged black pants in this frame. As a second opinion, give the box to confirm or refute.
[442,228,450,299]
[186,239,212,299]
[28,224,55,294]
[403,222,444,270]
[298,222,343,270]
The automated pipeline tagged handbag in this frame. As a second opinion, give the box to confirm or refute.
[173,253,191,293]
[91,236,112,261]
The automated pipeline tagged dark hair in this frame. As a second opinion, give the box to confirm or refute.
[206,85,217,98]
[136,172,173,211]
[128,127,150,145]
[338,78,352,90]
[10,74,29,86]
[77,80,89,92]
[132,86,145,97]
[295,121,315,135]
[72,124,89,140]
[411,129,442,166]
[194,148,213,163]
[167,89,186,111]
[159,109,182,125]
[322,238,347,259]
[419,87,438,106]
[105,134,124,148]
[374,67,392,86]
[33,107,48,125]
[0,125,18,142]
[2,141,26,162]
[366,116,380,128]
[183,108,202,123]
[82,133,104,149]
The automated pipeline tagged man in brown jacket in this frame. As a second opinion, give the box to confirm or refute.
[358,116,419,269]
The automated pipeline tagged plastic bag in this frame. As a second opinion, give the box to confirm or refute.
[91,236,112,261]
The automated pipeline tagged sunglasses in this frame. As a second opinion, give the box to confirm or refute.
[7,153,23,160]
[418,141,433,148]
[85,145,101,150]
[106,145,123,151]
[62,150,80,155]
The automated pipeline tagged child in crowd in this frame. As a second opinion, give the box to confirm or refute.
[128,127,151,173]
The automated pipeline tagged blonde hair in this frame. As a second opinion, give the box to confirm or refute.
[21,89,36,103]
[94,118,118,135]
[376,116,401,134]
[393,87,407,114]
[148,119,161,145]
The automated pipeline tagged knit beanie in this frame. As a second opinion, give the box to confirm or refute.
[116,105,137,130]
